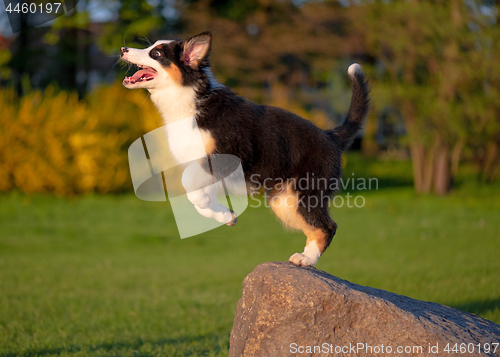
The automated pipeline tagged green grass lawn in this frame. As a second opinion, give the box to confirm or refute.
[1,156,499,356]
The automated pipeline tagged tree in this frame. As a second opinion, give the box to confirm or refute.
[96,0,167,55]
[352,0,500,194]
[179,0,356,129]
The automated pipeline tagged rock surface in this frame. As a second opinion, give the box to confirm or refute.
[229,262,500,356]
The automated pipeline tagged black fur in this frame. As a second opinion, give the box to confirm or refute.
[328,70,371,150]
[149,31,370,257]
[150,33,213,94]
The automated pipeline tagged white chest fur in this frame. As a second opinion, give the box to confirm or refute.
[149,85,214,164]
[150,86,197,124]
[148,79,218,165]
[164,117,212,164]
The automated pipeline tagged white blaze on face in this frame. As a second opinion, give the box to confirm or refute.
[121,40,200,124]
[121,40,174,90]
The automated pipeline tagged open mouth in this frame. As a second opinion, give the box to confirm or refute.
[123,64,158,85]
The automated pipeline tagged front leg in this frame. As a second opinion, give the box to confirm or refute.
[181,162,237,226]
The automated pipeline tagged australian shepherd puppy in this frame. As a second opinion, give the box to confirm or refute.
[120,31,370,267]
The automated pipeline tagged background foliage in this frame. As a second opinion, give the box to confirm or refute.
[0,83,161,194]
[1,0,499,195]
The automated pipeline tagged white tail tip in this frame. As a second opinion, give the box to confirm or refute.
[348,63,362,77]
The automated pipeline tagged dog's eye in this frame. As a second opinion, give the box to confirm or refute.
[151,50,162,58]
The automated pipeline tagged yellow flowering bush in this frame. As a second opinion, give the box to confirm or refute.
[0,83,162,195]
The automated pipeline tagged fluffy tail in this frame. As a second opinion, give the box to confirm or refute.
[327,63,370,151]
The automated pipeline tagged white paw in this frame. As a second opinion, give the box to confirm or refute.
[288,253,317,267]
[226,210,237,227]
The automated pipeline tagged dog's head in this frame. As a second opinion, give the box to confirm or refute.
[120,31,212,90]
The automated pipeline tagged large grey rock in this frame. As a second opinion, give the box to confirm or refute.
[229,262,500,356]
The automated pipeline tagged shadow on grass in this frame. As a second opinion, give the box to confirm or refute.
[0,333,228,357]
[451,297,500,317]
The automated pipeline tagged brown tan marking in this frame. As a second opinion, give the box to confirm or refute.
[269,184,329,254]
[163,63,183,86]
[303,227,329,253]
[199,129,216,155]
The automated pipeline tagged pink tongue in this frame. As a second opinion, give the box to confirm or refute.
[131,69,155,81]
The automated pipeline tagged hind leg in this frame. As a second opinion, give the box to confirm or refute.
[269,184,336,266]
[288,214,336,266]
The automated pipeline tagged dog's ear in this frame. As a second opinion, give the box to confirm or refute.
[182,31,211,69]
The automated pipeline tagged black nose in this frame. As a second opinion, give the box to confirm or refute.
[121,47,129,54]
